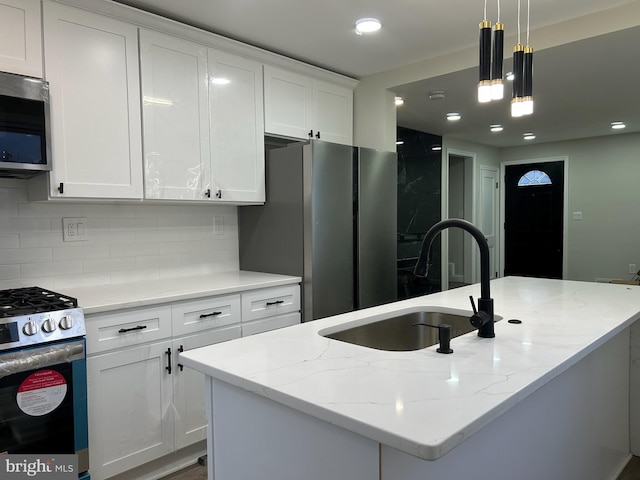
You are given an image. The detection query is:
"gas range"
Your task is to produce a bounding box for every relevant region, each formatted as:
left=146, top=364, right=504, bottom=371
left=0, top=286, right=86, bottom=352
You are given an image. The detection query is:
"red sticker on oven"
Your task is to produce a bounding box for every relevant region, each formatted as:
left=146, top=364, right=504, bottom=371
left=16, top=369, right=67, bottom=416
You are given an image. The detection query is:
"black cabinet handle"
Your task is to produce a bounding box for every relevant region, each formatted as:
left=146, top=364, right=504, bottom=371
left=178, top=345, right=184, bottom=372
left=58, top=182, right=64, bottom=194
left=118, top=325, right=147, bottom=333
left=204, top=188, right=211, bottom=198
left=200, top=311, right=222, bottom=319
left=315, top=131, right=321, bottom=139
left=166, top=347, right=172, bottom=374
left=215, top=189, right=222, bottom=199
left=266, top=300, right=284, bottom=306
left=308, top=129, right=313, bottom=138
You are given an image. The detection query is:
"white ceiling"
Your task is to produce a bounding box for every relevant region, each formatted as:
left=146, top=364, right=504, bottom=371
left=115, top=0, right=640, bottom=147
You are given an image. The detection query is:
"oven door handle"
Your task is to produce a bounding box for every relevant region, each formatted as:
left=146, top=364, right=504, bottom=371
left=0, top=342, right=84, bottom=379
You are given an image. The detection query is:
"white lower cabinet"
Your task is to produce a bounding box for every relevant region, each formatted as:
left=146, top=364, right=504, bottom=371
left=86, top=284, right=300, bottom=480
left=87, top=340, right=174, bottom=480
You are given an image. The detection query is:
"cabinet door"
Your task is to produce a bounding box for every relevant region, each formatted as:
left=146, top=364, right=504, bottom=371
left=208, top=50, right=265, bottom=203
left=87, top=342, right=173, bottom=479
left=0, top=0, right=41, bottom=77
left=263, top=65, right=313, bottom=140
left=173, top=326, right=241, bottom=450
left=43, top=2, right=143, bottom=199
left=314, top=80, right=353, bottom=145
left=140, top=30, right=210, bottom=200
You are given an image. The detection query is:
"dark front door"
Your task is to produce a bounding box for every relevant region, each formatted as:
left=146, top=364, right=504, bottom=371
left=504, top=161, right=564, bottom=278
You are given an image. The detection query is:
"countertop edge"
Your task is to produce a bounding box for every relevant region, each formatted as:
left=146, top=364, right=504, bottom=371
left=65, top=271, right=302, bottom=315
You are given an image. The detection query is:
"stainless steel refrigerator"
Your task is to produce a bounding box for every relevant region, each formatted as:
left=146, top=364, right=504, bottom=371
left=239, top=140, right=397, bottom=321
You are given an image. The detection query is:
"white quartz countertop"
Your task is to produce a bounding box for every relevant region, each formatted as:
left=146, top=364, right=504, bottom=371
left=63, top=270, right=301, bottom=314
left=179, top=277, right=640, bottom=461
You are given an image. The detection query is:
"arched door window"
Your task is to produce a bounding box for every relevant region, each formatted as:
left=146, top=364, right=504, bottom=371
left=517, top=169, right=552, bottom=186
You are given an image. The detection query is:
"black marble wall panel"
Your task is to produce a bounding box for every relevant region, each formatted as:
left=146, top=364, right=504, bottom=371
left=397, top=126, right=442, bottom=299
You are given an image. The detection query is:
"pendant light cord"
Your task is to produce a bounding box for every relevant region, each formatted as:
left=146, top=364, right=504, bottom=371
left=497, top=0, right=501, bottom=22
left=484, top=0, right=487, bottom=20
left=526, top=0, right=530, bottom=45
left=517, top=0, right=521, bottom=44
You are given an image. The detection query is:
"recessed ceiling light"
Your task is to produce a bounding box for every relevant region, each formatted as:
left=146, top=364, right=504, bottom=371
left=446, top=112, right=461, bottom=121
left=490, top=124, right=503, bottom=132
left=394, top=96, right=404, bottom=106
left=523, top=132, right=536, bottom=140
left=431, top=145, right=442, bottom=151
left=396, top=140, right=404, bottom=145
left=611, top=121, right=626, bottom=129
left=428, top=90, right=446, bottom=101
left=354, top=18, right=381, bottom=35
left=506, top=72, right=515, bottom=81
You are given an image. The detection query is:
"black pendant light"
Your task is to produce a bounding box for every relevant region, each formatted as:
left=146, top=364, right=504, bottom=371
left=478, top=11, right=492, bottom=103
left=522, top=0, right=534, bottom=115
left=511, top=0, right=524, bottom=117
left=490, top=0, right=504, bottom=100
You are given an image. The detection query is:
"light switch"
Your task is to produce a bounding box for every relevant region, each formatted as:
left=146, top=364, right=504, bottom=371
left=213, top=216, right=224, bottom=235
left=572, top=211, right=583, bottom=221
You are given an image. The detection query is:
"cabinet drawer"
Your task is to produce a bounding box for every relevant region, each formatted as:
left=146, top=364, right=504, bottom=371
left=241, top=285, right=300, bottom=323
left=86, top=305, right=172, bottom=355
left=172, top=294, right=241, bottom=336
left=242, top=312, right=300, bottom=337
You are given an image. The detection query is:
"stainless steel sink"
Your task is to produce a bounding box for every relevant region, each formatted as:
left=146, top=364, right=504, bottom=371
left=323, top=310, right=502, bottom=351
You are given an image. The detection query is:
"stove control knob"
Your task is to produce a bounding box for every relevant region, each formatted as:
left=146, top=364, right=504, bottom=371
left=22, top=321, right=39, bottom=336
left=42, top=318, right=57, bottom=333
left=59, top=315, right=74, bottom=330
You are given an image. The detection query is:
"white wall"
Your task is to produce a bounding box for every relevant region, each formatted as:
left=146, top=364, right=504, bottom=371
left=0, top=179, right=239, bottom=291
left=500, top=131, right=640, bottom=281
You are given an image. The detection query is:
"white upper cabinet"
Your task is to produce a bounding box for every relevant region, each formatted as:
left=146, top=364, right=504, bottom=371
left=41, top=1, right=143, bottom=199
left=139, top=29, right=209, bottom=200
left=139, top=29, right=265, bottom=203
left=0, top=0, right=42, bottom=77
left=208, top=49, right=265, bottom=203
left=264, top=65, right=353, bottom=145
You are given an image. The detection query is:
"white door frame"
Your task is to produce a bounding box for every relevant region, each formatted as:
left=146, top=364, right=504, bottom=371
left=499, top=156, right=569, bottom=279
left=442, top=148, right=477, bottom=290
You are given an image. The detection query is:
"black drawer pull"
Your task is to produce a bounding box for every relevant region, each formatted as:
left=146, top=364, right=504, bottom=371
left=118, top=325, right=147, bottom=333
left=266, top=300, right=284, bottom=306
left=200, top=311, right=222, bottom=319
left=166, top=347, right=172, bottom=374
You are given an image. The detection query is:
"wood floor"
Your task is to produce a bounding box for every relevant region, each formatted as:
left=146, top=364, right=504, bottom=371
left=159, top=462, right=207, bottom=480
left=162, top=455, right=640, bottom=480
left=618, top=456, right=640, bottom=480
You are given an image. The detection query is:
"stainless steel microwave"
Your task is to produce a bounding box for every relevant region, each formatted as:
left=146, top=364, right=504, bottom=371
left=0, top=71, right=51, bottom=178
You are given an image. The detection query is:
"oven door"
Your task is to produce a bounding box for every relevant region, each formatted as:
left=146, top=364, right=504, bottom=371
left=0, top=338, right=88, bottom=475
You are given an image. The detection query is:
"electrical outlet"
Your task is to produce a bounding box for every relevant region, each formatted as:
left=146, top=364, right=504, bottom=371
left=62, top=217, right=88, bottom=242
left=629, top=264, right=638, bottom=274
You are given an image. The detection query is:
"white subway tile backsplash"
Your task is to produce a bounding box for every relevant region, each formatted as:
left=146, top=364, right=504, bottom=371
left=18, top=202, right=83, bottom=218
left=21, top=260, right=83, bottom=278
left=1, top=218, right=52, bottom=233
left=53, top=244, right=111, bottom=261
left=0, top=183, right=241, bottom=289
left=0, top=248, right=53, bottom=265
left=0, top=265, right=21, bottom=280
left=0, top=234, right=20, bottom=248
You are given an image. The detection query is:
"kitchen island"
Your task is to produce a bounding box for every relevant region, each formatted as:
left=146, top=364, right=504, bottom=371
left=179, top=277, right=640, bottom=480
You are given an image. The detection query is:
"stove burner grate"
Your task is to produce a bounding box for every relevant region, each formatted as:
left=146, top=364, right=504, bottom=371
left=0, top=286, right=78, bottom=318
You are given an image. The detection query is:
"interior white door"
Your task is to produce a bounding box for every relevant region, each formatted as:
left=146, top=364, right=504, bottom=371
left=479, top=166, right=499, bottom=279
